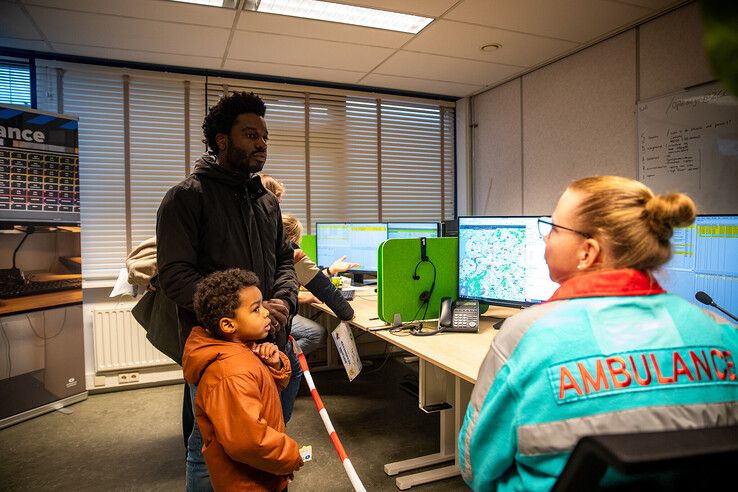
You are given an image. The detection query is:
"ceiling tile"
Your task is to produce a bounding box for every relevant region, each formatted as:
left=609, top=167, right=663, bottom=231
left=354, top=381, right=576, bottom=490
left=361, top=73, right=481, bottom=97
left=223, top=59, right=365, bottom=85
left=405, top=20, right=578, bottom=67
left=0, top=1, right=44, bottom=40
left=228, top=31, right=394, bottom=72
left=332, top=0, right=458, bottom=17
left=446, top=0, right=651, bottom=43
left=50, top=42, right=224, bottom=70
left=26, top=7, right=231, bottom=58
left=237, top=11, right=412, bottom=48
left=375, top=51, right=522, bottom=86
left=24, top=0, right=236, bottom=27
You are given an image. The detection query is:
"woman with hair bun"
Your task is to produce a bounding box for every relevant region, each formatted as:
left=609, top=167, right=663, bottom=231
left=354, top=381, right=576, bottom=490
left=459, top=176, right=738, bottom=492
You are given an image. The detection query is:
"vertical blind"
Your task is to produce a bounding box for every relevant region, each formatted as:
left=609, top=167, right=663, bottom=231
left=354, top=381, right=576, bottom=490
left=28, top=63, right=454, bottom=281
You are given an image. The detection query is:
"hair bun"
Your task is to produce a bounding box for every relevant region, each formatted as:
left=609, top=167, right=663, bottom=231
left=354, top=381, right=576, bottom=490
left=644, top=193, right=697, bottom=242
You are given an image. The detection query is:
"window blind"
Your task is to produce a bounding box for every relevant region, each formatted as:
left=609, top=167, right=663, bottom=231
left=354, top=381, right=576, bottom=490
left=23, top=63, right=454, bottom=282
left=129, top=75, right=206, bottom=247
left=206, top=78, right=455, bottom=234
left=0, top=56, right=32, bottom=107
left=36, top=61, right=206, bottom=281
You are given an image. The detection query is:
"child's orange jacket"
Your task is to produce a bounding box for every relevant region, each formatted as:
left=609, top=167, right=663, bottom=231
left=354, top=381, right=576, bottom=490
left=183, top=326, right=300, bottom=491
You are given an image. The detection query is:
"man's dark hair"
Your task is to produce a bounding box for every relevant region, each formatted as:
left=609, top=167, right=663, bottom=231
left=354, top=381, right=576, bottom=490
left=202, top=91, right=267, bottom=153
left=193, top=268, right=260, bottom=338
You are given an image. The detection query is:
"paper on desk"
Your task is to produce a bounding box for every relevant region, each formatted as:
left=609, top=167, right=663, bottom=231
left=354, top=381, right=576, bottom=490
left=331, top=322, right=362, bottom=381
left=110, top=267, right=138, bottom=298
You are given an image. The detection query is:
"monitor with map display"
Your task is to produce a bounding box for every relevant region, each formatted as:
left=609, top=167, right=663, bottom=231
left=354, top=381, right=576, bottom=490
left=457, top=216, right=559, bottom=307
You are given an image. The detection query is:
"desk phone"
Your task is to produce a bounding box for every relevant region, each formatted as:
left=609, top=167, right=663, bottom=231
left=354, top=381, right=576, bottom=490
left=438, top=298, right=479, bottom=333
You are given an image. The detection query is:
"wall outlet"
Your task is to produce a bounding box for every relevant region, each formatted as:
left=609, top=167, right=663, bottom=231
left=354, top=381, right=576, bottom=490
left=117, top=372, right=140, bottom=384
left=94, top=375, right=106, bottom=387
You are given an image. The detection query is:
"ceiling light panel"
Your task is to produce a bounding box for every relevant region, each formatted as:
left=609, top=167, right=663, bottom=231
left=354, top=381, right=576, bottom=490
left=170, top=0, right=237, bottom=7
left=249, top=0, right=434, bottom=34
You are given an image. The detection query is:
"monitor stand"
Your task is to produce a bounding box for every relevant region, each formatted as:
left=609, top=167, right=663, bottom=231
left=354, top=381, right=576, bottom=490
left=351, top=273, right=377, bottom=286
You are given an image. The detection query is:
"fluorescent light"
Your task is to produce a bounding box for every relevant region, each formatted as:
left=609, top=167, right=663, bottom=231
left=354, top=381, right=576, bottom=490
left=247, top=0, right=433, bottom=34
left=170, top=0, right=237, bottom=7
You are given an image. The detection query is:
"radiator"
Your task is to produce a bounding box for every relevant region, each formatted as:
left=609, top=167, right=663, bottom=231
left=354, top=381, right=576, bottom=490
left=92, top=307, right=174, bottom=372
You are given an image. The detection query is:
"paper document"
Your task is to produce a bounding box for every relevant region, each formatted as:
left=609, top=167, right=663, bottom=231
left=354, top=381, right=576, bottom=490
left=110, top=267, right=137, bottom=298
left=331, top=322, right=362, bottom=381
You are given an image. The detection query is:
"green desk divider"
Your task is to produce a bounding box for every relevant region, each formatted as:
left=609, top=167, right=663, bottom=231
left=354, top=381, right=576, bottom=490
left=377, top=237, right=458, bottom=324
left=300, top=234, right=317, bottom=263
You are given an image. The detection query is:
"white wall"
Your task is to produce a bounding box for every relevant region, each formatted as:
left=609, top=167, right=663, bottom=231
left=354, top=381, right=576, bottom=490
left=470, top=2, right=715, bottom=216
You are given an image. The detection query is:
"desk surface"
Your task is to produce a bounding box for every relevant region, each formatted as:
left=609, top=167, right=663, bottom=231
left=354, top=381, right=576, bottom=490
left=0, top=289, right=82, bottom=316
left=314, top=289, right=518, bottom=384
left=0, top=273, right=83, bottom=316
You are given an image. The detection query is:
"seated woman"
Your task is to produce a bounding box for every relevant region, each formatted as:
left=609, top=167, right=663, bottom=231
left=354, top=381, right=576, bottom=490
left=459, top=176, right=738, bottom=492
left=282, top=214, right=355, bottom=355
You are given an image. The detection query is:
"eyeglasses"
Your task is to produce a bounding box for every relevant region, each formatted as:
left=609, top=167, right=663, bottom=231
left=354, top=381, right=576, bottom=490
left=537, top=217, right=592, bottom=239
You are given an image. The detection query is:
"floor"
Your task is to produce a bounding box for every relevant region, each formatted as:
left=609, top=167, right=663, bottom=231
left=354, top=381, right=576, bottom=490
left=0, top=357, right=470, bottom=491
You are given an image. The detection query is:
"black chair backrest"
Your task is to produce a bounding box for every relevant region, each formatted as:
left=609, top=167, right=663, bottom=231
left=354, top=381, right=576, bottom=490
left=553, top=425, right=738, bottom=492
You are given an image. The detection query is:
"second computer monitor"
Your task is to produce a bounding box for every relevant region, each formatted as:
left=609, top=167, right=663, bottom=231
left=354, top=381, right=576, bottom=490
left=316, top=222, right=387, bottom=273
left=458, top=216, right=559, bottom=307
left=656, top=215, right=738, bottom=319
left=387, top=222, right=439, bottom=239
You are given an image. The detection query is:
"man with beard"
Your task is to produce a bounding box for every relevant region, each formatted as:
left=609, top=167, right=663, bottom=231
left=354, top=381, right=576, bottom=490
left=156, top=91, right=299, bottom=492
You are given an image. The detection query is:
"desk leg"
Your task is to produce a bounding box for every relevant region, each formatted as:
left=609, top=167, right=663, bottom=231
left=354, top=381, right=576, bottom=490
left=384, top=360, right=466, bottom=489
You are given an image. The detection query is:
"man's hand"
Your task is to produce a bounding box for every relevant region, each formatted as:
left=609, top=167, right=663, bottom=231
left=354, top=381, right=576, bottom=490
left=252, top=342, right=281, bottom=369
left=263, top=298, right=290, bottom=332
left=298, top=291, right=321, bottom=305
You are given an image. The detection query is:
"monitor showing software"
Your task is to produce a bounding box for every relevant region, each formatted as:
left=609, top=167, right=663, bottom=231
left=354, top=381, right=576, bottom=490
left=458, top=216, right=559, bottom=307
left=316, top=222, right=387, bottom=273
left=387, top=222, right=439, bottom=239
left=656, top=215, right=738, bottom=319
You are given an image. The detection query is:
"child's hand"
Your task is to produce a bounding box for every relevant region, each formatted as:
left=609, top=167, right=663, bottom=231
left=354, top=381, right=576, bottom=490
left=252, top=342, right=281, bottom=369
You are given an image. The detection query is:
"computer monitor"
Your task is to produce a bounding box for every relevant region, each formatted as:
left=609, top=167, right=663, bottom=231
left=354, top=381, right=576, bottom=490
left=656, top=215, right=738, bottom=319
left=441, top=219, right=458, bottom=237
left=316, top=222, right=387, bottom=281
left=387, top=222, right=439, bottom=239
left=457, top=216, right=559, bottom=307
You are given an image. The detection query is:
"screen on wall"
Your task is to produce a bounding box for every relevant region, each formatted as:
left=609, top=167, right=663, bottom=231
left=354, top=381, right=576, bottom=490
left=0, top=104, right=80, bottom=224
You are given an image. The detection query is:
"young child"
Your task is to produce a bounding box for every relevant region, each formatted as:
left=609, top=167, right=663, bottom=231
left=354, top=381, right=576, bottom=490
left=182, top=268, right=303, bottom=491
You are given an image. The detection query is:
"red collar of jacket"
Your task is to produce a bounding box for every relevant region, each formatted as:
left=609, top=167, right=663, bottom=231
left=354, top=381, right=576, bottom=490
left=548, top=269, right=665, bottom=302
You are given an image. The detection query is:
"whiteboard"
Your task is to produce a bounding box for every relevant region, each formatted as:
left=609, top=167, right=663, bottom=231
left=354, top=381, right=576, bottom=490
left=637, top=82, right=738, bottom=213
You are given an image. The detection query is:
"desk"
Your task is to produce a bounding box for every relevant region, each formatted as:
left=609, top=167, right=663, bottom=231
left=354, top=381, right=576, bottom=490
left=313, top=289, right=517, bottom=489
left=0, top=289, right=82, bottom=316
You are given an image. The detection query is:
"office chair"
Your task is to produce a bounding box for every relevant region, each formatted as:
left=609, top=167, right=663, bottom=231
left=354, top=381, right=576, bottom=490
left=552, top=425, right=738, bottom=492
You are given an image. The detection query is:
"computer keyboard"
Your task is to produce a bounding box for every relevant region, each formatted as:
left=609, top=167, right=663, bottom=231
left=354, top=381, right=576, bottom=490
left=0, top=278, right=82, bottom=299
left=341, top=289, right=355, bottom=301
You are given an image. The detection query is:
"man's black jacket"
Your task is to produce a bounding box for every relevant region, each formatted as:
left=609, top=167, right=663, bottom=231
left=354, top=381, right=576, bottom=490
left=156, top=154, right=298, bottom=350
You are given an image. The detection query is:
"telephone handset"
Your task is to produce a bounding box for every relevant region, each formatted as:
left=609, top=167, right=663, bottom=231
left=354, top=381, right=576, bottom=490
left=438, top=297, right=480, bottom=333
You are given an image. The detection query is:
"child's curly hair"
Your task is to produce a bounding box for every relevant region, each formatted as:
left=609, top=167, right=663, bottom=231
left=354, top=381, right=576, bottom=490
left=193, top=269, right=260, bottom=339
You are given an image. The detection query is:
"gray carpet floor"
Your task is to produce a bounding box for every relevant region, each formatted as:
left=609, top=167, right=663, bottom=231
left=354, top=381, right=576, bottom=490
left=0, top=357, right=469, bottom=491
